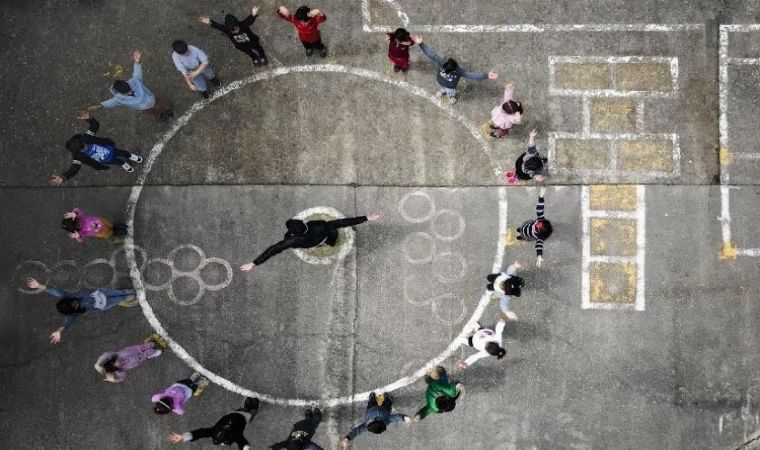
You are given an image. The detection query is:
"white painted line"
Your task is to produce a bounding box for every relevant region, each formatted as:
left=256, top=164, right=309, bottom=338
left=726, top=57, right=760, bottom=65
left=636, top=101, right=646, bottom=133
left=720, top=185, right=733, bottom=244
left=721, top=24, right=760, bottom=32
left=609, top=140, right=618, bottom=170
left=550, top=132, right=678, bottom=141
left=737, top=249, right=760, bottom=257
left=124, top=64, right=507, bottom=407
left=292, top=206, right=356, bottom=265
left=549, top=56, right=678, bottom=64
left=582, top=95, right=591, bottom=136
left=550, top=89, right=676, bottom=98
left=635, top=185, right=646, bottom=311
left=732, top=152, right=760, bottom=160
left=581, top=186, right=591, bottom=309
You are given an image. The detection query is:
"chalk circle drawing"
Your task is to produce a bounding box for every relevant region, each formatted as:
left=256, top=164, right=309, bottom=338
left=398, top=191, right=435, bottom=223
left=12, top=244, right=233, bottom=306
left=124, top=64, right=506, bottom=407
left=291, top=207, right=356, bottom=265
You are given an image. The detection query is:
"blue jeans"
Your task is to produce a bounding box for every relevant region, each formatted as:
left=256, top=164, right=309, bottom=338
left=190, top=66, right=216, bottom=92
left=438, top=85, right=457, bottom=97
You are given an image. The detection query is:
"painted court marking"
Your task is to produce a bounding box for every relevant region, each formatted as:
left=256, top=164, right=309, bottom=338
left=291, top=206, right=356, bottom=265
left=718, top=25, right=760, bottom=258
left=124, top=64, right=507, bottom=406
left=361, top=0, right=703, bottom=33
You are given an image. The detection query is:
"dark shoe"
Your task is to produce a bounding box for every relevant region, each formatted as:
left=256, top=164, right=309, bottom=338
left=210, top=77, right=221, bottom=87
left=200, top=90, right=209, bottom=99
left=259, top=57, right=268, bottom=66
left=156, top=111, right=169, bottom=122
left=490, top=131, right=500, bottom=138
left=243, top=397, right=260, bottom=412
left=166, top=108, right=174, bottom=117
left=306, top=48, right=314, bottom=57
left=393, top=65, right=401, bottom=73
left=489, top=123, right=500, bottom=130
left=318, top=47, right=327, bottom=58
left=252, top=58, right=262, bottom=67
left=400, top=68, right=408, bottom=73
left=541, top=157, right=548, bottom=163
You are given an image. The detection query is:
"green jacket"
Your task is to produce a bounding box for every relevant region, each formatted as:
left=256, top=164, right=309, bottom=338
left=415, top=380, right=460, bottom=419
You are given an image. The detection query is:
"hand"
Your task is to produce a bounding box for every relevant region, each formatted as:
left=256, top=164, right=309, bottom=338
left=132, top=49, right=142, bottom=63
left=187, top=83, right=197, bottom=91
left=308, top=8, right=321, bottom=17
left=367, top=213, right=381, bottom=221
left=87, top=105, right=102, bottom=111
left=278, top=6, right=290, bottom=16
left=403, top=416, right=413, bottom=424
left=504, top=311, right=518, bottom=321
left=536, top=255, right=544, bottom=268
left=513, top=260, right=523, bottom=269
left=529, top=129, right=538, bottom=138
left=240, top=262, right=255, bottom=271
left=198, top=16, right=211, bottom=24
left=251, top=6, right=260, bottom=16
left=506, top=83, right=514, bottom=90
left=63, top=211, right=77, bottom=219
left=49, top=176, right=64, bottom=186
left=339, top=438, right=349, bottom=450
left=76, top=111, right=90, bottom=120
left=414, top=414, right=421, bottom=421
left=68, top=231, right=80, bottom=240
left=50, top=331, right=62, bottom=344
left=168, top=433, right=185, bottom=444
left=539, top=186, right=547, bottom=198
left=455, top=382, right=465, bottom=391
left=488, top=71, right=499, bottom=80
left=411, top=35, right=422, bottom=44
left=385, top=34, right=390, bottom=41
left=457, top=362, right=468, bottom=370
left=26, top=278, right=42, bottom=290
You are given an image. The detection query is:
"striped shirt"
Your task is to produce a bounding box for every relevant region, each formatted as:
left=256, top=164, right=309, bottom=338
left=518, top=196, right=546, bottom=256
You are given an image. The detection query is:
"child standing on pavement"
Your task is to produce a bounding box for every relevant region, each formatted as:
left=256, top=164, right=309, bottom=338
left=516, top=187, right=552, bottom=267
left=277, top=5, right=327, bottom=58
left=414, top=366, right=464, bottom=420
left=268, top=407, right=325, bottom=449
left=413, top=35, right=498, bottom=104
left=61, top=208, right=127, bottom=244
left=486, top=260, right=524, bottom=320
left=153, top=372, right=210, bottom=415
left=94, top=338, right=165, bottom=383
left=171, top=41, right=221, bottom=100
left=169, top=397, right=260, bottom=449
left=199, top=6, right=268, bottom=67
left=512, top=129, right=548, bottom=182
left=340, top=392, right=412, bottom=449
left=386, top=28, right=414, bottom=73
left=490, top=83, right=523, bottom=138
left=458, top=319, right=507, bottom=370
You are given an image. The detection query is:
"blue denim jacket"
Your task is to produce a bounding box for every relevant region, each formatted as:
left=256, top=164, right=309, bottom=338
left=45, top=287, right=134, bottom=328
left=101, top=62, right=156, bottom=110
left=345, top=405, right=407, bottom=441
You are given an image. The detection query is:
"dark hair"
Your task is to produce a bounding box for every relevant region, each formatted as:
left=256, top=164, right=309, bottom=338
left=367, top=420, right=387, bottom=434
left=65, top=136, right=85, bottom=153
left=523, top=156, right=543, bottom=173
left=224, top=14, right=241, bottom=31
left=535, top=219, right=553, bottom=240
left=102, top=356, right=119, bottom=374
left=441, top=59, right=459, bottom=74
left=286, top=219, right=308, bottom=236
left=435, top=396, right=457, bottom=412
left=154, top=398, right=173, bottom=415
left=287, top=441, right=307, bottom=450
left=56, top=298, right=84, bottom=315
left=393, top=27, right=410, bottom=42
left=61, top=217, right=82, bottom=233
left=485, top=342, right=506, bottom=359
left=502, top=100, right=523, bottom=115
left=172, top=40, right=189, bottom=54
left=295, top=6, right=311, bottom=22
left=501, top=276, right=524, bottom=297
left=112, top=80, right=131, bottom=94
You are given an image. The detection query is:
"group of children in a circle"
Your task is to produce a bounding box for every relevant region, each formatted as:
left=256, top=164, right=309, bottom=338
left=30, top=3, right=556, bottom=449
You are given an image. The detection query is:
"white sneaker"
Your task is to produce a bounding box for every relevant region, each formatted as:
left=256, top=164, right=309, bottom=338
left=435, top=90, right=444, bottom=98
left=449, top=96, right=457, bottom=104
left=121, top=162, right=134, bottom=173
left=129, top=154, right=144, bottom=163
left=148, top=349, right=162, bottom=358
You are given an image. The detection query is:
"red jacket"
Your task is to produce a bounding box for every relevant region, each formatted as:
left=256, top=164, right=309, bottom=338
left=386, top=34, right=414, bottom=59
left=277, top=11, right=325, bottom=43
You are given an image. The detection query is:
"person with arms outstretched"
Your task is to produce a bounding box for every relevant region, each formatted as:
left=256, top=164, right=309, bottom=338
left=458, top=319, right=507, bottom=370
left=516, top=186, right=552, bottom=267
left=277, top=5, right=327, bottom=58
left=199, top=5, right=268, bottom=67
left=169, top=397, right=260, bottom=449
left=268, top=406, right=324, bottom=450
left=486, top=260, right=524, bottom=320
left=240, top=213, right=381, bottom=270
left=414, top=366, right=464, bottom=420
left=340, top=392, right=412, bottom=449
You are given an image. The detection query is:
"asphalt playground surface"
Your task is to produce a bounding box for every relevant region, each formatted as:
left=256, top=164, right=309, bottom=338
left=3, top=1, right=760, bottom=449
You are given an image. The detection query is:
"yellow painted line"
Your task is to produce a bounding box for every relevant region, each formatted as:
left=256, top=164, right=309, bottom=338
left=720, top=148, right=731, bottom=165
left=589, top=185, right=637, bottom=211
left=719, top=241, right=737, bottom=260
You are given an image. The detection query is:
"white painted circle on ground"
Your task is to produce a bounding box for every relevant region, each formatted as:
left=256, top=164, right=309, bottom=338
left=125, top=64, right=506, bottom=407
left=398, top=191, right=436, bottom=223
left=431, top=209, right=467, bottom=242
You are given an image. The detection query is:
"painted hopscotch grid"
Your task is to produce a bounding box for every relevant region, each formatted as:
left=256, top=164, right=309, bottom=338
left=361, top=0, right=704, bottom=33
left=718, top=25, right=760, bottom=259
left=581, top=185, right=646, bottom=311
left=547, top=56, right=681, bottom=182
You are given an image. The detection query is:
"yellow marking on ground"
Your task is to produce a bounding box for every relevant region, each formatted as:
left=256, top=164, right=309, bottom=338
left=479, top=121, right=493, bottom=139
left=553, top=63, right=610, bottom=90
left=719, top=242, right=737, bottom=260
left=616, top=62, right=673, bottom=92
left=103, top=61, right=124, bottom=78
left=617, top=140, right=674, bottom=171
left=590, top=218, right=637, bottom=256
left=720, top=148, right=732, bottom=165
left=505, top=228, right=527, bottom=246
left=555, top=139, right=610, bottom=169
left=589, top=185, right=638, bottom=211
left=590, top=98, right=636, bottom=133
left=590, top=262, right=637, bottom=303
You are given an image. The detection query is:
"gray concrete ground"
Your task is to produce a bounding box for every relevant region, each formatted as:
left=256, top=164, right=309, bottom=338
left=4, top=1, right=760, bottom=449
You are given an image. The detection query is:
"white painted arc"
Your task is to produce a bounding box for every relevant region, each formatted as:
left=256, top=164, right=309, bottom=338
left=124, top=64, right=507, bottom=406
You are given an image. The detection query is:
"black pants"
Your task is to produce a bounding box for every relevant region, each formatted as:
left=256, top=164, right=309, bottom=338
left=177, top=378, right=200, bottom=393
left=108, top=148, right=134, bottom=165
left=238, top=42, right=266, bottom=61
left=301, top=39, right=325, bottom=50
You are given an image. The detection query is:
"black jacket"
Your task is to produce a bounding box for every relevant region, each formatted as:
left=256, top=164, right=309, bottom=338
left=210, top=15, right=260, bottom=49
left=253, top=216, right=368, bottom=265
left=189, top=412, right=251, bottom=450
left=59, top=118, right=116, bottom=181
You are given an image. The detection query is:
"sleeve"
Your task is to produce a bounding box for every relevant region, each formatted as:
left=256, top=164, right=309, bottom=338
left=234, top=435, right=251, bottom=450
left=100, top=97, right=120, bottom=109
left=60, top=160, right=83, bottom=181
left=85, top=117, right=100, bottom=135
left=464, top=350, right=490, bottom=367
left=61, top=314, right=77, bottom=329
left=95, top=353, right=114, bottom=372
left=132, top=61, right=144, bottom=82
left=269, top=442, right=287, bottom=450
left=172, top=54, right=188, bottom=74
left=324, top=216, right=368, bottom=231
left=437, top=382, right=460, bottom=397
left=388, top=414, right=407, bottom=424
left=252, top=239, right=295, bottom=265
left=505, top=264, right=518, bottom=277
left=277, top=10, right=297, bottom=24
left=72, top=207, right=84, bottom=216
left=241, top=15, right=257, bottom=27
left=195, top=47, right=209, bottom=65
left=536, top=196, right=545, bottom=219
left=416, top=404, right=436, bottom=420
left=495, top=321, right=506, bottom=336
left=525, top=145, right=538, bottom=159
left=504, top=86, right=514, bottom=102
left=314, top=14, right=326, bottom=24
left=188, top=427, right=215, bottom=441
left=345, top=423, right=368, bottom=441
left=44, top=287, right=68, bottom=298
left=419, top=43, right=446, bottom=66
left=209, top=20, right=227, bottom=32
left=461, top=70, right=489, bottom=80
left=307, top=444, right=325, bottom=450
left=534, top=238, right=544, bottom=256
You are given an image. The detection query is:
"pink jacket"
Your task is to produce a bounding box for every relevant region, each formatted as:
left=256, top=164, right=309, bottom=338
left=72, top=207, right=109, bottom=243
left=490, top=87, right=520, bottom=129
